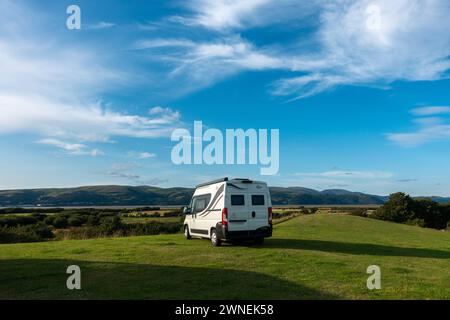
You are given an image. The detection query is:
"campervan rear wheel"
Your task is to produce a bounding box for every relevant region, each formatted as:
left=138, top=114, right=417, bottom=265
left=184, top=225, right=191, bottom=240
left=210, top=229, right=221, bottom=247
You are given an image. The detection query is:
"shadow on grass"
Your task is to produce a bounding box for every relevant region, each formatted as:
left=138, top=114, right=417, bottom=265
left=0, top=259, right=337, bottom=300
left=263, top=238, right=450, bottom=259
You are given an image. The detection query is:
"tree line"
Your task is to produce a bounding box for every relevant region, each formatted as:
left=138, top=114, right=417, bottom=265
left=371, top=192, right=450, bottom=230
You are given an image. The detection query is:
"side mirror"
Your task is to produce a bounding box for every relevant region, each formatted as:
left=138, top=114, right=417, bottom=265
left=183, top=206, right=191, bottom=215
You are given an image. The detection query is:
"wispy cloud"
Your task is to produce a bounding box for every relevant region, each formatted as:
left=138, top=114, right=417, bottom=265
left=175, top=0, right=271, bottom=30
left=37, top=139, right=104, bottom=157
left=411, top=106, right=450, bottom=116
left=153, top=0, right=450, bottom=99
left=137, top=36, right=285, bottom=92
left=88, top=22, right=116, bottom=30
left=0, top=2, right=182, bottom=155
left=104, top=163, right=166, bottom=185
left=174, top=0, right=317, bottom=31
left=271, top=0, right=450, bottom=99
left=0, top=96, right=182, bottom=142
left=106, top=163, right=141, bottom=180
left=396, top=179, right=418, bottom=183
left=138, top=152, right=156, bottom=159
left=387, top=106, right=450, bottom=147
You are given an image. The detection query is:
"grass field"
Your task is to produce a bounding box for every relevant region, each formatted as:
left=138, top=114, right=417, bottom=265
left=0, top=214, right=449, bottom=299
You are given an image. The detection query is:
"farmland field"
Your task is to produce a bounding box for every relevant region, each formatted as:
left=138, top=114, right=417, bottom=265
left=0, top=214, right=449, bottom=299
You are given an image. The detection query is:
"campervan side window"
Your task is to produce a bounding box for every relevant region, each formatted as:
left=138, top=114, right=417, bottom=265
left=231, top=195, right=245, bottom=206
left=192, top=194, right=211, bottom=213
left=252, top=195, right=265, bottom=205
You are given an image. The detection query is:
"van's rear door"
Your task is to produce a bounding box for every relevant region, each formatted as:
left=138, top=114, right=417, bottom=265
left=227, top=193, right=249, bottom=231
left=248, top=193, right=269, bottom=230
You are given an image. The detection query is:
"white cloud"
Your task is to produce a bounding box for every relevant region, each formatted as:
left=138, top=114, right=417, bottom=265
left=0, top=1, right=181, bottom=155
left=139, top=37, right=285, bottom=91
left=148, top=106, right=181, bottom=123
left=134, top=39, right=196, bottom=50
left=160, top=0, right=450, bottom=98
left=175, top=0, right=317, bottom=31
left=386, top=106, right=450, bottom=147
left=271, top=0, right=450, bottom=98
left=387, top=120, right=450, bottom=147
left=106, top=163, right=141, bottom=180
left=90, top=149, right=105, bottom=157
left=0, top=95, right=181, bottom=142
left=89, top=22, right=116, bottom=30
left=176, top=0, right=271, bottom=30
left=103, top=163, right=166, bottom=185
left=38, top=138, right=103, bottom=157
left=139, top=152, right=156, bottom=159
left=411, top=106, right=450, bottom=116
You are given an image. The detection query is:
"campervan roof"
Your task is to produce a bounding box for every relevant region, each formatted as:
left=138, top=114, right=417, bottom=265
left=195, top=177, right=265, bottom=188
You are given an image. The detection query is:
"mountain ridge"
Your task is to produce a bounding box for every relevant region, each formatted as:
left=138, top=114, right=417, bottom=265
left=0, top=185, right=448, bottom=207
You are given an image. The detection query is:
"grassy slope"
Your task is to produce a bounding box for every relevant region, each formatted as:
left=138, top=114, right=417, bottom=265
left=0, top=214, right=449, bottom=299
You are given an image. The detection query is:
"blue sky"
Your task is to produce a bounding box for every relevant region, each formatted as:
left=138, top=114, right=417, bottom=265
left=1, top=0, right=450, bottom=195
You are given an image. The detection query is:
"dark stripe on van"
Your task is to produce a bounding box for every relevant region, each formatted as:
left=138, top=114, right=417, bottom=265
left=198, top=195, right=223, bottom=217
left=190, top=229, right=208, bottom=235
left=197, top=185, right=224, bottom=216
left=229, top=220, right=247, bottom=223
left=227, top=183, right=245, bottom=189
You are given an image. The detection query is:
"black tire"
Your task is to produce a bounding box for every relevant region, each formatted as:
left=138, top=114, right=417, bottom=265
left=184, top=225, right=191, bottom=240
left=210, top=228, right=222, bottom=247
left=254, top=237, right=264, bottom=245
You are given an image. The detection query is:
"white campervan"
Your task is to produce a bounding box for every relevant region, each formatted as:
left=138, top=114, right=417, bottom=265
left=183, top=178, right=273, bottom=246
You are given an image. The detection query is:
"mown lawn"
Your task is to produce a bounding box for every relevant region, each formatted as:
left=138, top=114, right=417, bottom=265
left=0, top=214, right=449, bottom=299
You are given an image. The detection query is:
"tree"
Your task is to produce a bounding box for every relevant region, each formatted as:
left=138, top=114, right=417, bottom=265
left=373, top=192, right=414, bottom=223
left=413, top=199, right=450, bottom=229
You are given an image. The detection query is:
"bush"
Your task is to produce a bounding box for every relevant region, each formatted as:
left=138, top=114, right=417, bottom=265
left=68, top=216, right=84, bottom=227
left=86, top=215, right=100, bottom=226
left=55, top=226, right=107, bottom=240
left=57, top=220, right=183, bottom=240
left=52, top=216, right=69, bottom=228
left=30, top=213, right=47, bottom=221
left=0, top=208, right=64, bottom=215
left=163, top=209, right=183, bottom=217
left=348, top=208, right=367, bottom=217
left=44, top=215, right=56, bottom=226
left=0, top=222, right=54, bottom=244
left=0, top=216, right=38, bottom=228
left=99, top=216, right=122, bottom=235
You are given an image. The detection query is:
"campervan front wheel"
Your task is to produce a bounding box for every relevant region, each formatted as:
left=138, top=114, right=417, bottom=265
left=210, top=228, right=222, bottom=247
left=184, top=225, right=191, bottom=240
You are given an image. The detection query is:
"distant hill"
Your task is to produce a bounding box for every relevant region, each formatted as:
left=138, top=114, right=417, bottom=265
left=414, top=196, right=450, bottom=204
left=0, top=185, right=391, bottom=207
left=269, top=187, right=386, bottom=205
left=0, top=185, right=194, bottom=207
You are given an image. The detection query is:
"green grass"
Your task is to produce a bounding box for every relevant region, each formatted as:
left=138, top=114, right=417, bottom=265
left=0, top=214, right=449, bottom=299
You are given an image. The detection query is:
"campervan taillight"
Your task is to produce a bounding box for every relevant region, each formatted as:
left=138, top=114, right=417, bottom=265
left=268, top=207, right=273, bottom=225
left=222, top=207, right=228, bottom=226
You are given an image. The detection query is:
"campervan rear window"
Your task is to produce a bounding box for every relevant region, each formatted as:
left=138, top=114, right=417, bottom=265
left=231, top=195, right=245, bottom=206
left=252, top=195, right=265, bottom=205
